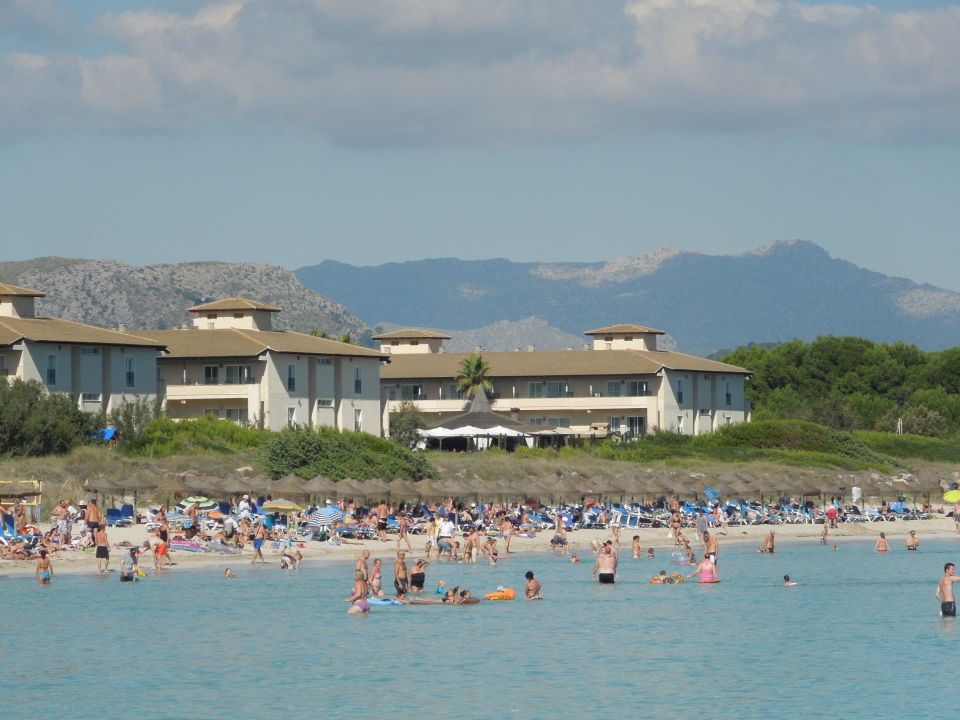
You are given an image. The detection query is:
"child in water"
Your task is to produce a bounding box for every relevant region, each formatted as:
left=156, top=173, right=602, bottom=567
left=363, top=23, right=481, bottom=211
left=647, top=547, right=655, bottom=559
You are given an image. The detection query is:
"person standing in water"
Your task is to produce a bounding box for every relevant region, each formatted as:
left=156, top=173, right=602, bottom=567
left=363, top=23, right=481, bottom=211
left=524, top=571, right=542, bottom=600
left=875, top=532, right=890, bottom=553
left=35, top=549, right=53, bottom=585
left=593, top=546, right=617, bottom=584
left=906, top=530, right=920, bottom=551
left=936, top=562, right=960, bottom=616
left=703, top=531, right=719, bottom=565
left=688, top=554, right=719, bottom=583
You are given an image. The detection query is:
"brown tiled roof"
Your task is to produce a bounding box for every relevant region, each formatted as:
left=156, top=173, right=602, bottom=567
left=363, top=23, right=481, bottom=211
left=137, top=328, right=385, bottom=360
left=372, top=328, right=452, bottom=340
left=188, top=297, right=282, bottom=312
left=0, top=317, right=165, bottom=348
left=584, top=323, right=665, bottom=335
left=0, top=282, right=45, bottom=297
left=381, top=349, right=747, bottom=379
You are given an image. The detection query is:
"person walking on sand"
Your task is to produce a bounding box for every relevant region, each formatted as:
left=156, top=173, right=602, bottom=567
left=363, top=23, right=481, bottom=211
left=95, top=524, right=110, bottom=573
left=875, top=532, right=889, bottom=553
left=936, top=563, right=960, bottom=616
left=525, top=570, right=542, bottom=600
left=251, top=522, right=268, bottom=566
left=906, top=530, right=920, bottom=551
left=35, top=549, right=53, bottom=585
left=53, top=499, right=72, bottom=544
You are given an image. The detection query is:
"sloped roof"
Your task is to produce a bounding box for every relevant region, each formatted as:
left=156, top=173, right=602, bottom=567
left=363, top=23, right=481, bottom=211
left=188, top=297, right=282, bottom=313
left=0, top=282, right=45, bottom=297
left=0, top=317, right=165, bottom=348
left=137, top=328, right=385, bottom=360
left=372, top=328, right=452, bottom=340
left=382, top=349, right=747, bottom=379
left=584, top=323, right=665, bottom=335
left=426, top=390, right=542, bottom=433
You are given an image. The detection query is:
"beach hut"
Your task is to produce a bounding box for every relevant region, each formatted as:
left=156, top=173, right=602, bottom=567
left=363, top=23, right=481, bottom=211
left=419, top=391, right=542, bottom=451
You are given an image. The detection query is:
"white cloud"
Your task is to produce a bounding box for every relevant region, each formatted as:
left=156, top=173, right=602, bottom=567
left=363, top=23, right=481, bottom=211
left=1, top=0, right=959, bottom=142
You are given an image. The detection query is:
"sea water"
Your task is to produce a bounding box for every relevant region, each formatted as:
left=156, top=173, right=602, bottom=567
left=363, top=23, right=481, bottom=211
left=2, top=536, right=957, bottom=719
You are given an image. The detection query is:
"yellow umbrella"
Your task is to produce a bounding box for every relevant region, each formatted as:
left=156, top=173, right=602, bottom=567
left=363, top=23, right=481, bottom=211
left=943, top=490, right=960, bottom=503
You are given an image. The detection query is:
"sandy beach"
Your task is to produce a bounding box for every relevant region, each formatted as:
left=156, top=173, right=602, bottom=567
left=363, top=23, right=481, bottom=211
left=5, top=515, right=957, bottom=577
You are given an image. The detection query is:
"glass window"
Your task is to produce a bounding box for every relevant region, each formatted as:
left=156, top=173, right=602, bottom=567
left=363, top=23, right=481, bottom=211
left=204, top=408, right=221, bottom=418
left=626, top=380, right=648, bottom=396
left=80, top=346, right=99, bottom=355
left=606, top=381, right=621, bottom=397
left=125, top=357, right=135, bottom=388
left=46, top=355, right=56, bottom=385
left=204, top=365, right=219, bottom=384
left=528, top=382, right=543, bottom=398
left=627, top=416, right=646, bottom=436
left=354, top=367, right=362, bottom=394
left=287, top=365, right=296, bottom=392
left=677, top=415, right=684, bottom=431
left=81, top=392, right=100, bottom=402
left=546, top=381, right=566, bottom=398
left=677, top=380, right=684, bottom=404
left=400, top=384, right=422, bottom=400
left=225, top=365, right=252, bottom=384
left=528, top=417, right=543, bottom=425
left=354, top=408, right=363, bottom=432
left=725, top=382, right=732, bottom=406
left=287, top=406, right=296, bottom=426
left=318, top=358, right=333, bottom=366
left=607, top=416, right=622, bottom=433
left=448, top=384, right=463, bottom=400
left=225, top=408, right=248, bottom=423
left=547, top=417, right=570, bottom=428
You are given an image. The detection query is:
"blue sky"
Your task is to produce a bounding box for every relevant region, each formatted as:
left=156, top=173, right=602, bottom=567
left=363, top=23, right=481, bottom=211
left=2, top=0, right=960, bottom=291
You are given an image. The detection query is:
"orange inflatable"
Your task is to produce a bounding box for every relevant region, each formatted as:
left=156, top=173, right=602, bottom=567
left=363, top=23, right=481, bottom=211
left=483, top=587, right=517, bottom=600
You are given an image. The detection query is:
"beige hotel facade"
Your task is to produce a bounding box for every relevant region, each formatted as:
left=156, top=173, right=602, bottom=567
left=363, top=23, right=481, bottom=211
left=378, top=324, right=751, bottom=438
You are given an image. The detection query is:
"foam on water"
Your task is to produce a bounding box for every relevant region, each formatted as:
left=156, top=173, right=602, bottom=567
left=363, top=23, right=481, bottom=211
left=3, top=537, right=957, bottom=719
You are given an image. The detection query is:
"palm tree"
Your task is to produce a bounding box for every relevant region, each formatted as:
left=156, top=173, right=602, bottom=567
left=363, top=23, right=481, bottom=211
left=456, top=354, right=492, bottom=399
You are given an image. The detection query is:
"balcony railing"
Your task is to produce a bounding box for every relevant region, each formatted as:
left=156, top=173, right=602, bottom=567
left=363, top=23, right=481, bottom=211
left=175, top=377, right=258, bottom=386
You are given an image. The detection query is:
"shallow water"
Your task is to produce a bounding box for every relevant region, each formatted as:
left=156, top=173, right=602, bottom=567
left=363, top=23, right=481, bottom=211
left=3, top=537, right=957, bottom=719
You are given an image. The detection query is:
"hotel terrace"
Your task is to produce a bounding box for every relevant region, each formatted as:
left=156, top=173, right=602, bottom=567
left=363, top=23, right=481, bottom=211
left=377, top=324, right=751, bottom=438
left=137, top=298, right=386, bottom=433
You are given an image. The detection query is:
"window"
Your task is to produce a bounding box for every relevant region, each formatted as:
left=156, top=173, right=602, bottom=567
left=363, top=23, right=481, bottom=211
left=204, top=365, right=219, bottom=384
left=233, top=312, right=244, bottom=319
left=528, top=417, right=543, bottom=425
left=606, top=381, right=621, bottom=397
left=46, top=355, right=56, bottom=385
left=447, top=384, right=463, bottom=400
left=677, top=380, right=683, bottom=404
left=0, top=356, right=6, bottom=376
left=206, top=313, right=217, bottom=320
left=80, top=346, right=99, bottom=355
left=627, top=416, right=646, bottom=437
left=546, top=381, right=567, bottom=398
left=156, top=366, right=163, bottom=383
left=626, top=380, right=649, bottom=396
left=317, top=398, right=333, bottom=407
left=225, top=365, right=253, bottom=384
left=287, top=365, right=296, bottom=392
left=354, top=368, right=362, bottom=394
left=225, top=408, right=248, bottom=424
left=387, top=386, right=397, bottom=401
left=287, top=406, right=297, bottom=427
left=699, top=408, right=711, bottom=416
left=725, top=382, right=732, bottom=406
left=410, top=340, right=419, bottom=346
left=81, top=392, right=100, bottom=402
left=677, top=415, right=684, bottom=432
left=318, top=357, right=333, bottom=366
left=400, top=384, right=422, bottom=400
left=528, top=382, right=543, bottom=398
left=125, top=357, right=135, bottom=387
left=547, top=417, right=570, bottom=428
left=608, top=416, right=622, bottom=433
left=204, top=408, right=221, bottom=418
left=354, top=408, right=363, bottom=432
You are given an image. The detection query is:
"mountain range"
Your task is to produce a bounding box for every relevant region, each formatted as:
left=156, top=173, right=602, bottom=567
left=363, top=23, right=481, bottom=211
left=296, top=241, right=960, bottom=354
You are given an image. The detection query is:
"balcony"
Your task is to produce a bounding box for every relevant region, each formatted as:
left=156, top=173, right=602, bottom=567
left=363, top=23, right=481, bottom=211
left=164, top=382, right=259, bottom=401
left=386, top=394, right=655, bottom=414
left=172, top=377, right=258, bottom=386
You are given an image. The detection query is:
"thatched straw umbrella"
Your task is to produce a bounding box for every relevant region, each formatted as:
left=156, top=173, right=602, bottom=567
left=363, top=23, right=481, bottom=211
left=303, top=475, right=337, bottom=502
left=265, top=474, right=309, bottom=498
left=360, top=477, right=393, bottom=500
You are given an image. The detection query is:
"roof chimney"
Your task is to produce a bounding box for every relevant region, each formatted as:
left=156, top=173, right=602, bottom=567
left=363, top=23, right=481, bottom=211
left=527, top=345, right=535, bottom=352
left=474, top=346, right=483, bottom=353
left=117, top=323, right=126, bottom=332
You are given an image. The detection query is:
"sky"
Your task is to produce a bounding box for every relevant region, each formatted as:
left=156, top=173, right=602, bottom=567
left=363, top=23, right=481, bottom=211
left=2, top=0, right=960, bottom=290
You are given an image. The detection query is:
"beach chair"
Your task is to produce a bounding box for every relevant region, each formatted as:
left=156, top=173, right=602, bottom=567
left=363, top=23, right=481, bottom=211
left=119, top=504, right=135, bottom=523
left=106, top=508, right=132, bottom=527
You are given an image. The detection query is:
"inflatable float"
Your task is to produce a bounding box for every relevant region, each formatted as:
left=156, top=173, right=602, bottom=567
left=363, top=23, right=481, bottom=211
left=483, top=588, right=516, bottom=601
left=650, top=573, right=685, bottom=584
left=407, top=598, right=481, bottom=606
left=367, top=597, right=405, bottom=606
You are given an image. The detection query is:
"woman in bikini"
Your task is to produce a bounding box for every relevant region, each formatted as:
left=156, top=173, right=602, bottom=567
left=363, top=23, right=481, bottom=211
left=875, top=532, right=890, bottom=552
left=688, top=554, right=720, bottom=583
left=35, top=549, right=53, bottom=585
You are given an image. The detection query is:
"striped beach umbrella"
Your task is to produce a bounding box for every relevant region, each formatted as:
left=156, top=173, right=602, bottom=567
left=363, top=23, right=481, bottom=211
left=261, top=499, right=303, bottom=513
left=177, top=496, right=217, bottom=511
left=307, top=506, right=344, bottom=527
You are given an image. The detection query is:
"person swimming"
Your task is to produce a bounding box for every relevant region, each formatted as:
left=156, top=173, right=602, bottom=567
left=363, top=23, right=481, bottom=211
left=784, top=575, right=797, bottom=587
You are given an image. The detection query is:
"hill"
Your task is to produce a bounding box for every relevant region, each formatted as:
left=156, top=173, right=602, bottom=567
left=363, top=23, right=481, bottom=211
left=296, top=241, right=960, bottom=354
left=0, top=257, right=371, bottom=339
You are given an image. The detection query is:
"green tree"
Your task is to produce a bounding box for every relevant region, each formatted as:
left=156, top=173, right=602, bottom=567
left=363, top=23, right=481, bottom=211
left=0, top=378, right=98, bottom=456
left=456, top=354, right=492, bottom=398
left=110, top=394, right=162, bottom=451
left=389, top=400, right=426, bottom=449
left=876, top=405, right=948, bottom=438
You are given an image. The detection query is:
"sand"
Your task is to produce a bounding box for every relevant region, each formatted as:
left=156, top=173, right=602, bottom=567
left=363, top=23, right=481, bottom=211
left=3, top=515, right=957, bottom=577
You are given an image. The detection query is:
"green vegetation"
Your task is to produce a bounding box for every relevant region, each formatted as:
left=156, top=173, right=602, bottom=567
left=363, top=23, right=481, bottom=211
left=456, top=353, right=491, bottom=399
left=389, top=400, right=427, bottom=449
left=721, top=336, right=960, bottom=438
left=261, top=426, right=438, bottom=481
left=854, top=431, right=960, bottom=464
left=123, top=416, right=267, bottom=457
left=0, top=378, right=98, bottom=456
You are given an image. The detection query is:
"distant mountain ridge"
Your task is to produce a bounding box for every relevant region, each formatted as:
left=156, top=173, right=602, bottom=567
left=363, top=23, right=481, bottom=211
left=0, top=257, right=371, bottom=339
left=296, top=241, right=960, bottom=354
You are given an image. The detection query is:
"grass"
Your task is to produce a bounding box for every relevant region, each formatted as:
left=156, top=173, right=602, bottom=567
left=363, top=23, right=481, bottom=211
left=854, top=431, right=960, bottom=464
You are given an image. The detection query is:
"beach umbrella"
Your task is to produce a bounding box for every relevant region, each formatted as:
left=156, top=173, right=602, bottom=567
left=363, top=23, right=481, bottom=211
left=177, top=496, right=217, bottom=511
left=218, top=476, right=253, bottom=495
left=331, top=477, right=370, bottom=499
left=943, top=489, right=960, bottom=503
left=307, top=505, right=344, bottom=527
left=268, top=474, right=309, bottom=498
left=384, top=478, right=417, bottom=499
left=361, top=477, right=393, bottom=499
left=261, top=499, right=304, bottom=513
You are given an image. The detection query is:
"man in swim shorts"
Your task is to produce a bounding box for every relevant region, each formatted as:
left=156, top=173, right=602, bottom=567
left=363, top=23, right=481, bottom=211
left=936, top=563, right=960, bottom=617
left=250, top=522, right=267, bottom=566
left=906, top=530, right=920, bottom=551
left=703, top=531, right=719, bottom=565
left=593, top=546, right=616, bottom=584
left=394, top=550, right=409, bottom=596
left=95, top=523, right=110, bottom=574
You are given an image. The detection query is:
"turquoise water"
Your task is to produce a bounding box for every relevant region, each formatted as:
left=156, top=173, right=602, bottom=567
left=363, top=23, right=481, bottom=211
left=3, top=538, right=957, bottom=719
